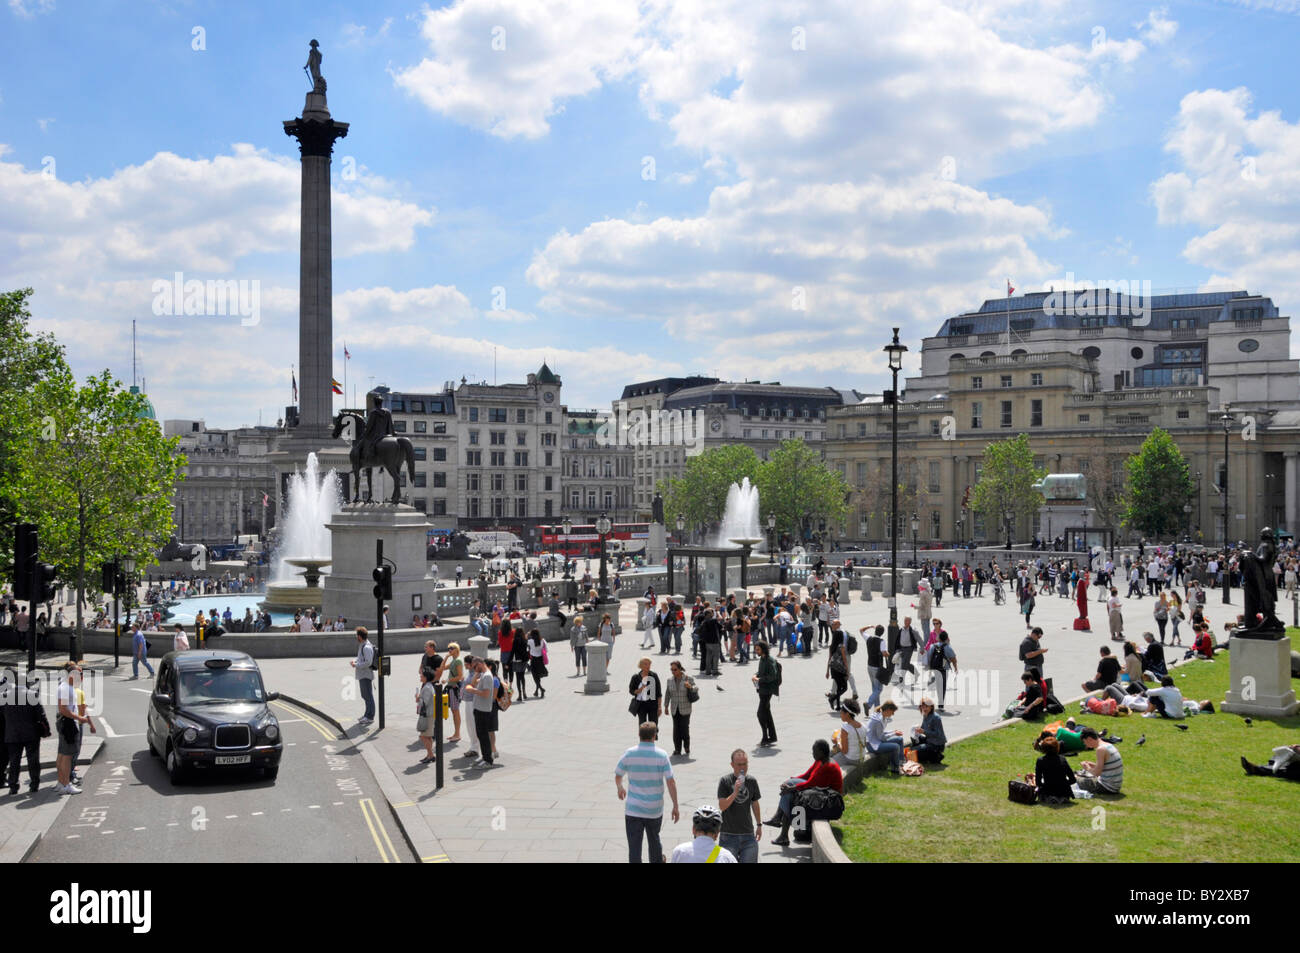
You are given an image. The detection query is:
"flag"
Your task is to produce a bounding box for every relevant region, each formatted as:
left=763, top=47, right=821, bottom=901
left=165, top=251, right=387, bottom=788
left=344, top=346, right=351, bottom=360
left=1006, top=278, right=1015, bottom=296
left=262, top=493, right=269, bottom=507
left=292, top=369, right=298, bottom=404
left=331, top=378, right=343, bottom=395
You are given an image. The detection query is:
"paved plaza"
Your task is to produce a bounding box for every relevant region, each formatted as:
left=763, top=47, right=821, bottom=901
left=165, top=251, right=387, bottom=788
left=256, top=576, right=1190, bottom=863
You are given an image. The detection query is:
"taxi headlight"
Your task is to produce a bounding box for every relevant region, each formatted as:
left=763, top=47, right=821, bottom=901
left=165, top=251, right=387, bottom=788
left=182, top=727, right=198, bottom=744
left=264, top=723, right=279, bottom=741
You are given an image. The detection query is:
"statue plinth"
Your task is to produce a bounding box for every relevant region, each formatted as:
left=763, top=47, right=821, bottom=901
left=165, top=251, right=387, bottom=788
left=322, top=505, right=436, bottom=625
left=1222, top=633, right=1299, bottom=717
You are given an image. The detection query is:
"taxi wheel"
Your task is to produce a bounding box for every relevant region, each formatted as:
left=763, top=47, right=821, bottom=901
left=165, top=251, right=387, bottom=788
left=166, top=744, right=187, bottom=785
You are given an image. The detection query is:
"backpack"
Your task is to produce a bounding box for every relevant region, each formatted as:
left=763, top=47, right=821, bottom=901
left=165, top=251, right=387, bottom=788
left=772, top=659, right=783, bottom=696
left=929, top=643, right=947, bottom=671
left=365, top=641, right=379, bottom=671
left=846, top=634, right=858, bottom=655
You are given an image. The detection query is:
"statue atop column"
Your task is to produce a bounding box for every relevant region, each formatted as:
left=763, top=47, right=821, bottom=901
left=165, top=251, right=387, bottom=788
left=305, top=39, right=326, bottom=93
left=651, top=492, right=665, bottom=525
left=1237, top=527, right=1285, bottom=638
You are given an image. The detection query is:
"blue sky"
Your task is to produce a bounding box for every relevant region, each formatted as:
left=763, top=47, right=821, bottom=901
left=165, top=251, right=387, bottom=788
left=2, top=0, right=1298, bottom=427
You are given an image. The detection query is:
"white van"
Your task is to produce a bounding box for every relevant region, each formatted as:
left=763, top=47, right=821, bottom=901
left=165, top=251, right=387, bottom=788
left=465, top=531, right=525, bottom=557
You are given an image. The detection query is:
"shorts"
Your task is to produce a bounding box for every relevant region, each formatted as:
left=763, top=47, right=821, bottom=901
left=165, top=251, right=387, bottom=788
left=57, top=719, right=79, bottom=757
left=447, top=682, right=463, bottom=705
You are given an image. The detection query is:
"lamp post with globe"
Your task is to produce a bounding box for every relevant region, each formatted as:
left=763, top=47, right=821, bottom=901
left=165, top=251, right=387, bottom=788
left=596, top=512, right=613, bottom=605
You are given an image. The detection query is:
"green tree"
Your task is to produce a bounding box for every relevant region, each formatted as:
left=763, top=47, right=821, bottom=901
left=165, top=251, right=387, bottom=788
left=1078, top=443, right=1128, bottom=533
left=0, top=288, right=71, bottom=574
left=970, top=434, right=1047, bottom=544
left=659, top=444, right=760, bottom=535
left=1122, top=427, right=1194, bottom=539
left=756, top=439, right=850, bottom=544
left=5, top=369, right=184, bottom=654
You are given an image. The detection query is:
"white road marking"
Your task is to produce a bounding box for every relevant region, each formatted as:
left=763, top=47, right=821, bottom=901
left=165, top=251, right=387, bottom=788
left=332, top=801, right=343, bottom=806
left=129, top=688, right=153, bottom=695
left=281, top=808, right=292, bottom=812
left=133, top=827, right=146, bottom=831
left=66, top=834, right=80, bottom=839
left=167, top=822, right=178, bottom=827
left=101, top=831, right=115, bottom=835
left=251, top=811, right=264, bottom=816
left=308, top=805, right=321, bottom=809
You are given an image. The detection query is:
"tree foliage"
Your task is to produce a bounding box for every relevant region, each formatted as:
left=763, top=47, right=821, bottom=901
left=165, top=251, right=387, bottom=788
left=1078, top=443, right=1128, bottom=532
left=660, top=444, right=760, bottom=532
left=1122, top=428, right=1194, bottom=539
left=970, top=434, right=1047, bottom=539
left=755, top=439, right=850, bottom=542
left=4, top=369, right=184, bottom=653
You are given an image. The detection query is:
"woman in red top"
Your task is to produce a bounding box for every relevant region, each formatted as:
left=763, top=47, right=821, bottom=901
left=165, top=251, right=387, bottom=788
left=497, top=618, right=515, bottom=670
left=765, top=739, right=843, bottom=846
left=1193, top=624, right=1214, bottom=658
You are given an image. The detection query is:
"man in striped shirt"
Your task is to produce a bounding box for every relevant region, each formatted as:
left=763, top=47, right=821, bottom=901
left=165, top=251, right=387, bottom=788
left=615, top=721, right=680, bottom=863
left=1077, top=728, right=1124, bottom=794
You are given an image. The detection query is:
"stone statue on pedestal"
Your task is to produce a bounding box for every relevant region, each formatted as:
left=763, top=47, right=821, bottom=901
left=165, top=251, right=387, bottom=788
left=1237, top=527, right=1285, bottom=639
left=651, top=492, right=665, bottom=525
left=332, top=393, right=416, bottom=505
left=305, top=39, right=326, bottom=93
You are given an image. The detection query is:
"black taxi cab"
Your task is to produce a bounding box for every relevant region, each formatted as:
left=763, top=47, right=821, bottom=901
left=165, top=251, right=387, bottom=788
left=146, top=650, right=283, bottom=784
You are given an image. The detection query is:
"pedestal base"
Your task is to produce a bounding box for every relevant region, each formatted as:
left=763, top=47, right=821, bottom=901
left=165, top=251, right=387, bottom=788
left=1072, top=618, right=1092, bottom=631
left=584, top=641, right=610, bottom=694
left=1222, top=635, right=1299, bottom=718
left=646, top=523, right=667, bottom=566
left=322, top=504, right=436, bottom=625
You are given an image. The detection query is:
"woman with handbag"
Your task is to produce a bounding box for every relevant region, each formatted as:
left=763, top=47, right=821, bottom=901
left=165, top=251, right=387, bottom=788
left=416, top=669, right=437, bottom=765
left=510, top=627, right=530, bottom=703
left=444, top=642, right=465, bottom=742
left=909, top=697, right=946, bottom=763
left=528, top=627, right=547, bottom=698
left=764, top=739, right=843, bottom=847
left=628, top=657, right=662, bottom=726
left=663, top=660, right=697, bottom=756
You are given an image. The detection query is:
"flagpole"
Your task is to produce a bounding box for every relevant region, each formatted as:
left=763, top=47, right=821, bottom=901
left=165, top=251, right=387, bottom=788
left=343, top=340, right=347, bottom=410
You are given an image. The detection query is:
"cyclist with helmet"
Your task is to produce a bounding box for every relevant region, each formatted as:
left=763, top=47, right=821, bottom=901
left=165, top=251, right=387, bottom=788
left=670, top=805, right=737, bottom=863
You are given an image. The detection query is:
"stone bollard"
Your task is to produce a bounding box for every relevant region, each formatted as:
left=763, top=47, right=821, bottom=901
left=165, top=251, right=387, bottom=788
left=731, top=587, right=748, bottom=603
left=584, top=640, right=610, bottom=694
left=703, top=590, right=719, bottom=604
left=860, top=577, right=873, bottom=601
left=763, top=587, right=775, bottom=599
left=882, top=574, right=895, bottom=600
left=901, top=569, right=918, bottom=596
left=788, top=583, right=803, bottom=599
left=468, top=633, right=492, bottom=663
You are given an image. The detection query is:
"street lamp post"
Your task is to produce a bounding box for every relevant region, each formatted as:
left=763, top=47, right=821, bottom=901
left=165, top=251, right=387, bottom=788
left=767, top=512, right=776, bottom=557
left=561, top=516, right=573, bottom=579
left=676, top=514, right=685, bottom=547
left=910, top=513, right=919, bottom=568
left=596, top=512, right=613, bottom=604
left=121, top=555, right=137, bottom=653
left=1004, top=511, right=1013, bottom=551
left=1221, top=410, right=1232, bottom=605
left=1183, top=503, right=1192, bottom=541
left=884, top=328, right=907, bottom=650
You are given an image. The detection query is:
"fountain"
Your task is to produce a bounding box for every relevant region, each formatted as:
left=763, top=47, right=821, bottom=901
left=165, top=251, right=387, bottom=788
left=261, top=453, right=342, bottom=614
left=717, top=477, right=764, bottom=551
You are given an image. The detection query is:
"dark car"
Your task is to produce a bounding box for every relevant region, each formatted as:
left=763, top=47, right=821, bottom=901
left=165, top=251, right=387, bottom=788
left=146, top=650, right=283, bottom=785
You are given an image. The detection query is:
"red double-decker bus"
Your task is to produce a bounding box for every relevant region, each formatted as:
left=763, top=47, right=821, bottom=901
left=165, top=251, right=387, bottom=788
left=539, top=522, right=649, bottom=557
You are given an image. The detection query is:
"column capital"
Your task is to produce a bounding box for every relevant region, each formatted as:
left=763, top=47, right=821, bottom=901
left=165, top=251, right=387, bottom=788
left=283, top=117, right=350, bottom=158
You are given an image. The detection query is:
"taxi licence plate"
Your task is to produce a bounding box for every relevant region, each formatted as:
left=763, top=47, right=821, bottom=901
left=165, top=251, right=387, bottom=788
left=214, top=755, right=251, bottom=765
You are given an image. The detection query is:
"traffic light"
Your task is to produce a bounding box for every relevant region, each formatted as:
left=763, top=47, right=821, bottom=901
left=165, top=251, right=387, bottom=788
left=12, top=523, right=36, bottom=600
left=102, top=560, right=119, bottom=595
left=33, top=562, right=57, bottom=603
left=372, top=565, right=393, bottom=601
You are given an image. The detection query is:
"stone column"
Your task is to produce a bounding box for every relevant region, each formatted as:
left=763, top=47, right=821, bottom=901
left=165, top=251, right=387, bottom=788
left=1286, top=452, right=1299, bottom=535
left=584, top=640, right=610, bottom=693
left=284, top=92, right=348, bottom=437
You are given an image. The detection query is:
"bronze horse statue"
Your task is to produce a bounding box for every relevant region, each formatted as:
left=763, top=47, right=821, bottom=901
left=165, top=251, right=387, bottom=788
left=331, top=410, right=416, bottom=505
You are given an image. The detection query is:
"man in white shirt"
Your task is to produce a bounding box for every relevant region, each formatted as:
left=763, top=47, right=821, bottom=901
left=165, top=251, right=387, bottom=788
left=350, top=627, right=376, bottom=724
left=1144, top=676, right=1185, bottom=719
left=671, top=805, right=737, bottom=863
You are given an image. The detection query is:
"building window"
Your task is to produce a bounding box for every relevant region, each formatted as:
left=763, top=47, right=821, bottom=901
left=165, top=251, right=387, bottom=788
left=1030, top=373, right=1043, bottom=386
left=515, top=473, right=527, bottom=491
left=1176, top=409, right=1189, bottom=419
left=1078, top=414, right=1090, bottom=423
left=971, top=376, right=983, bottom=390
left=413, top=497, right=426, bottom=512
left=930, top=419, right=940, bottom=436
left=433, top=447, right=446, bottom=462
left=394, top=420, right=407, bottom=433
left=930, top=510, right=941, bottom=537
left=411, top=400, right=425, bottom=413
left=467, top=473, right=480, bottom=491
left=432, top=499, right=447, bottom=516
left=414, top=420, right=427, bottom=433
left=413, top=446, right=426, bottom=462
left=928, top=460, right=940, bottom=492
left=468, top=407, right=479, bottom=422
left=542, top=433, right=556, bottom=447
left=970, top=402, right=983, bottom=429
left=468, top=497, right=480, bottom=517
left=490, top=451, right=506, bottom=467
left=1030, top=400, right=1042, bottom=427
left=491, top=473, right=504, bottom=492
left=743, top=428, right=751, bottom=439
left=493, top=498, right=505, bottom=518
left=413, top=472, right=427, bottom=488
left=544, top=452, right=553, bottom=467
left=515, top=498, right=527, bottom=518
left=489, top=408, right=506, bottom=423
left=391, top=399, right=406, bottom=412
left=1000, top=401, right=1013, bottom=428
left=433, top=422, right=446, bottom=434
left=516, top=431, right=527, bottom=445
left=1000, top=375, right=1012, bottom=388
left=544, top=475, right=553, bottom=491
left=514, top=451, right=529, bottom=467
left=433, top=472, right=446, bottom=488
left=857, top=422, right=867, bottom=437
left=517, top=409, right=527, bottom=423
left=490, top=431, right=505, bottom=445
left=465, top=450, right=481, bottom=466
left=545, top=411, right=553, bottom=424
left=468, top=430, right=479, bottom=445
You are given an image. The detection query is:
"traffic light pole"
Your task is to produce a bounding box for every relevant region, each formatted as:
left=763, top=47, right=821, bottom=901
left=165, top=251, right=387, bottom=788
left=28, top=558, right=38, bottom=674
left=434, top=683, right=445, bottom=791
left=112, top=569, right=120, bottom=669
left=376, top=539, right=386, bottom=732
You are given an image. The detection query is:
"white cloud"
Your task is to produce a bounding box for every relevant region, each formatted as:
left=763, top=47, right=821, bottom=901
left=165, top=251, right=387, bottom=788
left=1150, top=87, right=1300, bottom=318
left=8, top=0, right=54, bottom=18
left=1138, top=8, right=1178, bottom=44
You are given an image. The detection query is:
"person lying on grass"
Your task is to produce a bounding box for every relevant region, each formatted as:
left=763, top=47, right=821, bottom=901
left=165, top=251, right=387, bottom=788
left=1241, top=744, right=1300, bottom=781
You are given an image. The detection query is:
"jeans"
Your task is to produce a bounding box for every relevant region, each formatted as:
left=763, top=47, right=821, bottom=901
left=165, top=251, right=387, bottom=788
left=866, top=666, right=884, bottom=709
left=705, top=643, right=720, bottom=674
left=920, top=618, right=931, bottom=640
left=929, top=668, right=949, bottom=705
left=132, top=653, right=154, bottom=678
left=625, top=814, right=664, bottom=863
left=777, top=777, right=805, bottom=817
left=358, top=677, right=376, bottom=719
left=757, top=691, right=777, bottom=742
left=472, top=708, right=494, bottom=763
left=874, top=739, right=904, bottom=771
left=672, top=626, right=683, bottom=652
left=471, top=619, right=490, bottom=639
left=659, top=627, right=671, bottom=653
left=573, top=645, right=587, bottom=669
left=719, top=832, right=758, bottom=864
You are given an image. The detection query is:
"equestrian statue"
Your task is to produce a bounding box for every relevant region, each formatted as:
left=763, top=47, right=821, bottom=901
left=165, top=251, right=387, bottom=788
left=332, top=391, right=415, bottom=505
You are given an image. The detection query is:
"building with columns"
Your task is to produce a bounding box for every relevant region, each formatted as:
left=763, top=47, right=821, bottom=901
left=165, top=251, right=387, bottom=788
left=825, top=289, right=1300, bottom=547
left=165, top=420, right=279, bottom=545
left=561, top=409, right=635, bottom=523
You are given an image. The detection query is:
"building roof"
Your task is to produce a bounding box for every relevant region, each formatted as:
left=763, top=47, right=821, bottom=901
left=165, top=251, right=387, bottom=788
left=536, top=362, right=560, bottom=384
left=664, top=381, right=854, bottom=409
left=620, top=376, right=721, bottom=400
left=129, top=385, right=156, bottom=420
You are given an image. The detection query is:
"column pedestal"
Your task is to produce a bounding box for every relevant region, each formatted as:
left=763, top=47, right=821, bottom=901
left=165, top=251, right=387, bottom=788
left=1222, top=635, right=1298, bottom=717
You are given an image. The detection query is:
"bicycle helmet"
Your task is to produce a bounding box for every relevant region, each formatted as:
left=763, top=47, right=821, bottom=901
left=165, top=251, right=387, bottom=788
left=692, top=804, right=723, bottom=833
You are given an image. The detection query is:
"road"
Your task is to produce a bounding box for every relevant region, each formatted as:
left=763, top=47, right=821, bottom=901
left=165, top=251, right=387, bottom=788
left=28, top=672, right=414, bottom=863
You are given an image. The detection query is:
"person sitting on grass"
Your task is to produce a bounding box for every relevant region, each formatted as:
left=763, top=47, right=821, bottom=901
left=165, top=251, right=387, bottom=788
left=1143, top=675, right=1184, bottom=719
left=1241, top=744, right=1300, bottom=781
left=1013, top=671, right=1045, bottom=720
left=1141, top=632, right=1167, bottom=680
left=1192, top=623, right=1215, bottom=659
left=1081, top=645, right=1121, bottom=693
left=908, top=697, right=946, bottom=763
left=1033, top=735, right=1076, bottom=804
left=1077, top=728, right=1123, bottom=794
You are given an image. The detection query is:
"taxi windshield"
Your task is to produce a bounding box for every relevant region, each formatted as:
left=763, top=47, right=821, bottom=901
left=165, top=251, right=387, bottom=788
left=178, top=667, right=265, bottom=705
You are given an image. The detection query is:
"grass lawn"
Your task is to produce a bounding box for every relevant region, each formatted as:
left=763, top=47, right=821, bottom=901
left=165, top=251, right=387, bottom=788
left=834, top=638, right=1300, bottom=863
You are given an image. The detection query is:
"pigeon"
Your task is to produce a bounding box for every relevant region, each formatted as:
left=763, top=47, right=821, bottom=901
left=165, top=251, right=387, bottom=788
left=1176, top=723, right=1189, bottom=731
left=1136, top=735, right=1146, bottom=746
left=716, top=685, right=725, bottom=692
